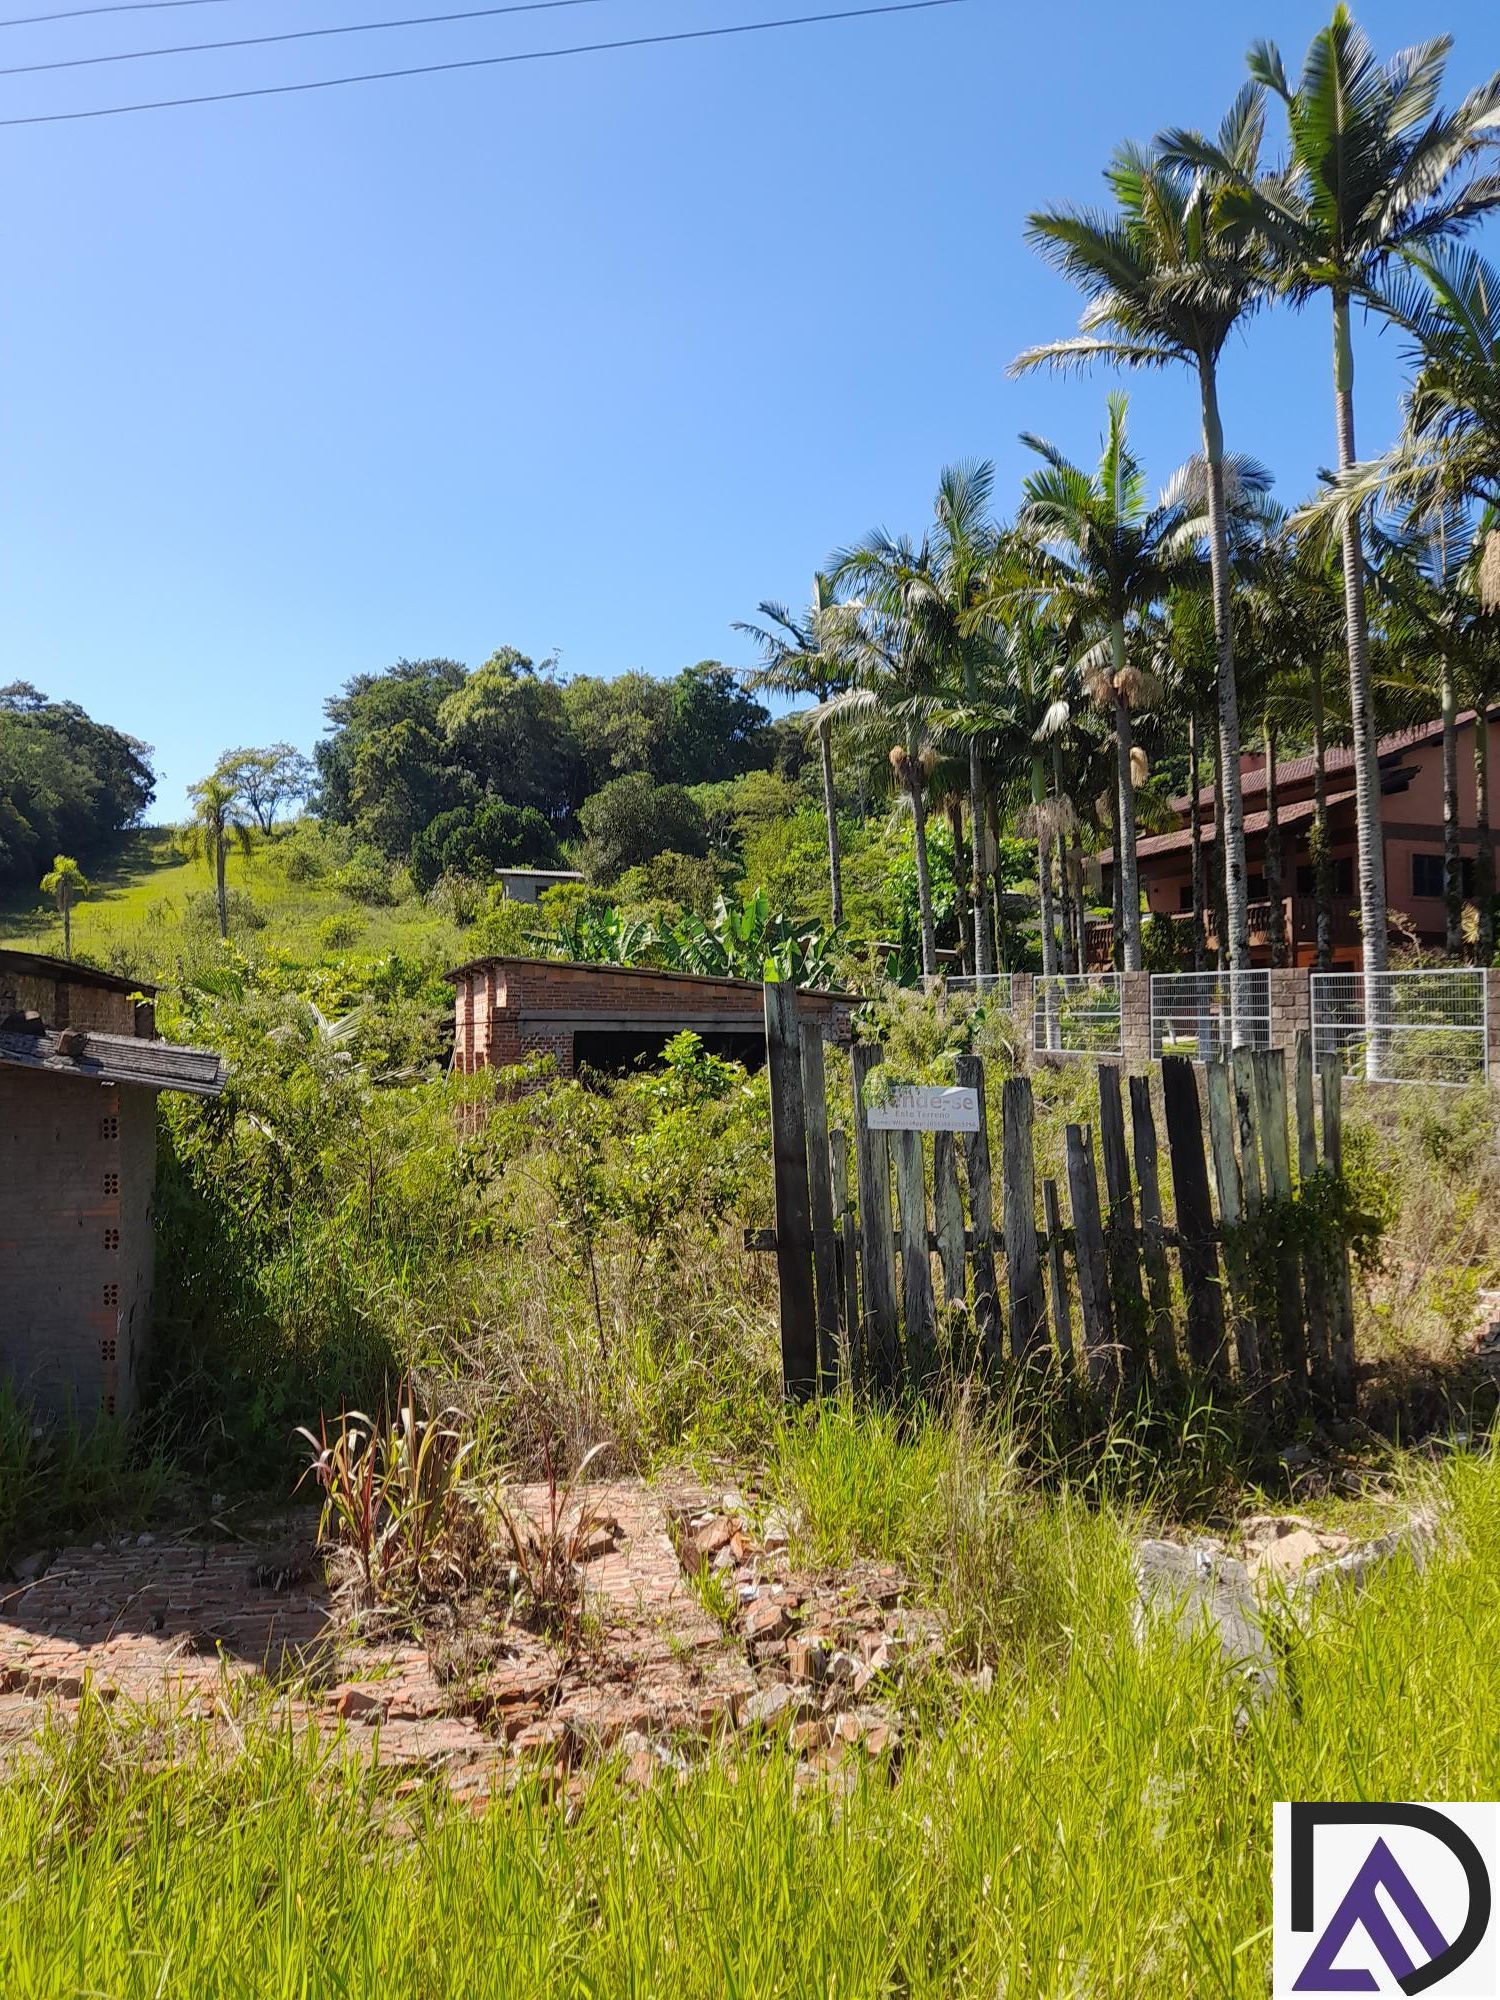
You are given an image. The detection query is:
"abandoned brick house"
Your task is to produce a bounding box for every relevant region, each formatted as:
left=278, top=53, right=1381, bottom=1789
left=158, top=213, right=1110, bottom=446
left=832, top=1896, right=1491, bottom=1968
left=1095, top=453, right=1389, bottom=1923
left=0, top=950, right=226, bottom=1421
left=1094, top=712, right=1500, bottom=967
left=448, top=956, right=854, bottom=1081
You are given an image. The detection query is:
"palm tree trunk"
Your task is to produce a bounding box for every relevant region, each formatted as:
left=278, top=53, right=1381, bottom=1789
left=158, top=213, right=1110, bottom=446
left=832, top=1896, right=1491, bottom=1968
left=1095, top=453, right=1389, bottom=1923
left=215, top=829, right=229, bottom=940
left=1310, top=654, right=1333, bottom=973
left=987, top=790, right=1006, bottom=972
left=1189, top=711, right=1205, bottom=973
left=1051, top=746, right=1078, bottom=974
left=1200, top=364, right=1251, bottom=973
left=1211, top=724, right=1229, bottom=968
left=1332, top=292, right=1389, bottom=979
left=1440, top=663, right=1462, bottom=957
left=1070, top=831, right=1087, bottom=971
left=906, top=740, right=937, bottom=979
left=1264, top=715, right=1287, bottom=968
left=947, top=798, right=970, bottom=976
left=1030, top=760, right=1058, bottom=980
left=966, top=739, right=993, bottom=977
left=1476, top=703, right=1494, bottom=963
left=1111, top=627, right=1142, bottom=973
left=62, top=894, right=72, bottom=960
left=816, top=718, right=843, bottom=929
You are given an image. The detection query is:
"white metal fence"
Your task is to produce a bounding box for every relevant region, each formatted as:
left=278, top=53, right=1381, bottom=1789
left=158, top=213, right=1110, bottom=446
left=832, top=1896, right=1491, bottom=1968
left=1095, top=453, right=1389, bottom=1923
left=1150, top=970, right=1271, bottom=1062
left=1311, top=969, right=1489, bottom=1086
left=1033, top=973, right=1123, bottom=1057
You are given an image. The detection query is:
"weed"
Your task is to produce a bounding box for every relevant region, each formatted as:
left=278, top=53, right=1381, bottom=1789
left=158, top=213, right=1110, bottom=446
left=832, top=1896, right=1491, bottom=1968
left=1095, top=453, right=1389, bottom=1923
left=493, top=1439, right=609, bottom=1649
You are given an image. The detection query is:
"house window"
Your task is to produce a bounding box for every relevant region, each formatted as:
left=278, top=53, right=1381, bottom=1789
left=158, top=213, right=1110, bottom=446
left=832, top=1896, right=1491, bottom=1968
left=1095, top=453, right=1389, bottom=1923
left=1412, top=854, right=1478, bottom=898
left=1178, top=885, right=1194, bottom=912
left=1295, top=859, right=1355, bottom=896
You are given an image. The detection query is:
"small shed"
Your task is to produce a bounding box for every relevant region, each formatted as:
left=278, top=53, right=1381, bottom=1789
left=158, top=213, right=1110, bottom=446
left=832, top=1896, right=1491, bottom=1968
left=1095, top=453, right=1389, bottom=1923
left=494, top=868, right=585, bottom=905
left=448, top=956, right=855, bottom=1082
left=0, top=953, right=226, bottom=1422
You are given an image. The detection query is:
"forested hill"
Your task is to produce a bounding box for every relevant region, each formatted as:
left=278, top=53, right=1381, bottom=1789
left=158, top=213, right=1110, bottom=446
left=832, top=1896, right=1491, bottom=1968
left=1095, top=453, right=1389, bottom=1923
left=0, top=683, right=156, bottom=892
left=313, top=650, right=799, bottom=888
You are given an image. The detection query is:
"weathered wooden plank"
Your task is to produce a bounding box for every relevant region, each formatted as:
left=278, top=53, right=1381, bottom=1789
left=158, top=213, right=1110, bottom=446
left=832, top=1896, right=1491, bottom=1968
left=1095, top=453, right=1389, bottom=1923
left=1001, top=1076, right=1048, bottom=1364
left=1204, top=1059, right=1261, bottom=1389
left=1294, top=1031, right=1334, bottom=1410
left=764, top=983, right=818, bottom=1399
left=932, top=1131, right=967, bottom=1307
left=1320, top=1055, right=1357, bottom=1414
left=1041, top=1175, right=1074, bottom=1375
left=954, top=1053, right=1003, bottom=1373
left=798, top=1021, right=842, bottom=1397
left=1128, top=1073, right=1176, bottom=1385
left=892, top=1129, right=936, bottom=1391
left=1097, top=1065, right=1146, bottom=1382
left=1254, top=1048, right=1308, bottom=1413
left=851, top=1042, right=899, bottom=1395
left=1065, top=1122, right=1117, bottom=1393
left=829, top=1127, right=860, bottom=1392
left=1230, top=1043, right=1264, bottom=1216
left=1160, top=1056, right=1227, bottom=1386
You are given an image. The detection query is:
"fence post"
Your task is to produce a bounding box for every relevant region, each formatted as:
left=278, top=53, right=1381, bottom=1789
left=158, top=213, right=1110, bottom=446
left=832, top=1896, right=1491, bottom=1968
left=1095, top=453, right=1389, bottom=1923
left=1002, top=1076, right=1048, bottom=1363
left=1127, top=1074, right=1177, bottom=1385
left=1160, top=1056, right=1227, bottom=1387
left=1204, top=1060, right=1261, bottom=1389
left=798, top=1020, right=842, bottom=1397
left=1041, top=1175, right=1074, bottom=1374
left=1254, top=1048, right=1309, bottom=1414
left=1097, top=1064, right=1146, bottom=1383
left=954, top=1053, right=1003, bottom=1372
left=829, top=1128, right=861, bottom=1392
left=764, top=983, right=818, bottom=1399
left=893, top=1131, right=936, bottom=1391
left=1319, top=1055, right=1358, bottom=1415
left=932, top=1132, right=967, bottom=1306
left=851, top=1042, right=900, bottom=1394
left=1065, top=1123, right=1117, bottom=1393
left=1294, top=1030, right=1335, bottom=1410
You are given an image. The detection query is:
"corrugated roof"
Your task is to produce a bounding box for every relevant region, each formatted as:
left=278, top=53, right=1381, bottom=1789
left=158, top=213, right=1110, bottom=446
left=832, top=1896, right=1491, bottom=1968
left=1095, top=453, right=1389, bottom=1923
left=0, top=1027, right=227, bottom=1097
left=0, top=948, right=157, bottom=998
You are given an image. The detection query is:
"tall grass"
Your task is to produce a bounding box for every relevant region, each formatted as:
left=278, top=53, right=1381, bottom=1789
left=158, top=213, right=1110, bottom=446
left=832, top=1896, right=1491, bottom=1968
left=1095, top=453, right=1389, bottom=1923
left=2, top=1445, right=1495, bottom=1998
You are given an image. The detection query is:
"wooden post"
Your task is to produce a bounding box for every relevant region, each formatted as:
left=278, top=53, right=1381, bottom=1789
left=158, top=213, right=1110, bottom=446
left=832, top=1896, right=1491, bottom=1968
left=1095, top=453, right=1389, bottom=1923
left=1254, top=1048, right=1308, bottom=1413
left=1128, top=1073, right=1176, bottom=1384
left=1230, top=1044, right=1264, bottom=1215
left=830, top=1128, right=860, bottom=1393
left=1041, top=1175, right=1074, bottom=1374
left=1160, top=1056, right=1227, bottom=1387
left=852, top=1042, right=899, bottom=1394
left=799, top=1021, right=842, bottom=1397
left=764, top=983, right=818, bottom=1399
left=1097, top=1064, right=1146, bottom=1383
left=1001, top=1076, right=1047, bottom=1363
left=893, top=1130, right=936, bottom=1391
left=1204, top=1060, right=1261, bottom=1389
left=1065, top=1123, right=1117, bottom=1393
left=932, top=1132, right=967, bottom=1306
left=1295, top=1031, right=1335, bottom=1410
left=955, top=1053, right=1003, bottom=1373
left=1320, top=1055, right=1358, bottom=1415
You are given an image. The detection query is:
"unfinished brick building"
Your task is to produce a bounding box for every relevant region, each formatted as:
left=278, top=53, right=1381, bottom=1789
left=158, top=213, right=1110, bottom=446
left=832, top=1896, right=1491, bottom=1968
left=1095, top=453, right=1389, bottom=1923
left=0, top=951, right=226, bottom=1422
left=448, top=956, right=854, bottom=1081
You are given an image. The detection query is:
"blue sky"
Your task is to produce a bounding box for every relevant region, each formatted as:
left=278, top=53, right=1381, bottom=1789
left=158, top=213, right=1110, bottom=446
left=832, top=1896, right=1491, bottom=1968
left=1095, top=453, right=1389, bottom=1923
left=2, top=0, right=1497, bottom=811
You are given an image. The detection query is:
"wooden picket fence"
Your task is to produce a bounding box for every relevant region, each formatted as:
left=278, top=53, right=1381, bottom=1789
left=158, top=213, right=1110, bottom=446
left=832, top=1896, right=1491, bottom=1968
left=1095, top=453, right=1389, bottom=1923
left=759, top=984, right=1359, bottom=1416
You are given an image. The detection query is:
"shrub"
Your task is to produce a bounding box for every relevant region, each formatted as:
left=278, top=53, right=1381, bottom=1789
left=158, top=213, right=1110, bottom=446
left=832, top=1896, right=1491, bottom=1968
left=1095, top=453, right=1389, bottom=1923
left=409, top=802, right=560, bottom=896
left=333, top=846, right=398, bottom=906
left=317, top=912, right=363, bottom=952
left=183, top=887, right=266, bottom=932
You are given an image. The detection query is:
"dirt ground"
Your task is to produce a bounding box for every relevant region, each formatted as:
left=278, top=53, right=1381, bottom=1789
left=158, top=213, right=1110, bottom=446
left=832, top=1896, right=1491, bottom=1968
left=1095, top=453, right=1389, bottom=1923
left=0, top=1480, right=933, bottom=1801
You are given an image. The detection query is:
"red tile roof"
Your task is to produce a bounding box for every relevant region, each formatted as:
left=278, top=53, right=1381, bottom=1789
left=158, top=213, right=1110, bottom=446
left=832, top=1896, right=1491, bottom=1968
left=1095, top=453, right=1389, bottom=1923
left=1103, top=786, right=1356, bottom=866
left=1166, top=716, right=1463, bottom=816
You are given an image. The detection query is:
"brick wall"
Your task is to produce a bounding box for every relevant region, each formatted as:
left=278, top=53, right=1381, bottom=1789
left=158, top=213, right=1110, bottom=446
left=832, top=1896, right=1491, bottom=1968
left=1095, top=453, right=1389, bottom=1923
left=0, top=969, right=151, bottom=1037
left=0, top=1071, right=154, bottom=1421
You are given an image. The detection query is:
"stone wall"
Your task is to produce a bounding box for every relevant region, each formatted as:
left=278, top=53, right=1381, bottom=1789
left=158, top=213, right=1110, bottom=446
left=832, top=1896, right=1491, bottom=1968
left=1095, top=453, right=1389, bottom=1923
left=0, top=1071, right=156, bottom=1421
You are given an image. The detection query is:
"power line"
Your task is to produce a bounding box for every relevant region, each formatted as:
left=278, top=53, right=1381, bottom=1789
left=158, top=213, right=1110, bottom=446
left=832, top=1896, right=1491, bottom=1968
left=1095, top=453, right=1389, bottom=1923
left=0, top=0, right=230, bottom=26
left=0, top=0, right=615, bottom=77
left=0, top=0, right=963, bottom=124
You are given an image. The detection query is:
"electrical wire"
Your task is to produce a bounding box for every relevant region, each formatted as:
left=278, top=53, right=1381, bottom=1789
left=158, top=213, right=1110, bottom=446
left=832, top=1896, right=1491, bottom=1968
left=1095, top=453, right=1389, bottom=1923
left=0, top=0, right=615, bottom=77
left=0, top=0, right=231, bottom=26
left=0, top=0, right=963, bottom=126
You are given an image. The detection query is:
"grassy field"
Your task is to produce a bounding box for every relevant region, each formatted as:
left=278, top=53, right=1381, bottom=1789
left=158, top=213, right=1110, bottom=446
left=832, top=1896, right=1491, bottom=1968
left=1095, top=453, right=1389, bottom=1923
left=0, top=827, right=464, bottom=978
left=1, top=1430, right=1493, bottom=1999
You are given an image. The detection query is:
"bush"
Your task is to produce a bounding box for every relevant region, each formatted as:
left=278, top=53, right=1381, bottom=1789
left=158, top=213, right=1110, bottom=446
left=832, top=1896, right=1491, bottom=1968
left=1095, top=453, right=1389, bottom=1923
left=1141, top=910, right=1181, bottom=973
left=409, top=802, right=560, bottom=895
left=317, top=912, right=363, bottom=952
left=333, top=846, right=399, bottom=906
left=576, top=773, right=708, bottom=883
left=183, top=888, right=266, bottom=932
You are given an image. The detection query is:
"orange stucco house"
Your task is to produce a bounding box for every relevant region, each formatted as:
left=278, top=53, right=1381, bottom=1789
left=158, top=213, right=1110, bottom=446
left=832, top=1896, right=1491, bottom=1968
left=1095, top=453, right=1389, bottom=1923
left=1095, top=713, right=1499, bottom=968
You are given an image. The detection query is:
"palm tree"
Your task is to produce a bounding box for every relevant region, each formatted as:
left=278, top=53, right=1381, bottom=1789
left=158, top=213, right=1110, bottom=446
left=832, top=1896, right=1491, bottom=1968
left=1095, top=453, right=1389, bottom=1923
left=1006, top=396, right=1199, bottom=971
left=1166, top=9, right=1500, bottom=979
left=833, top=466, right=1001, bottom=976
left=735, top=574, right=850, bottom=926
left=185, top=772, right=254, bottom=940
left=816, top=589, right=944, bottom=977
left=1016, top=88, right=1274, bottom=976
left=40, top=854, right=89, bottom=959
